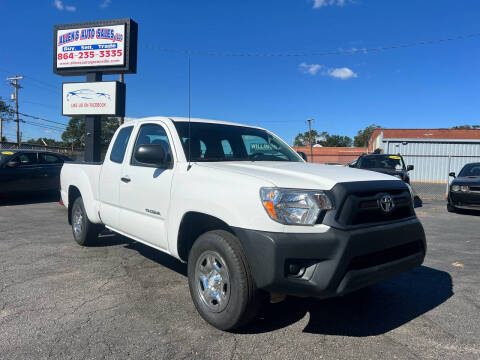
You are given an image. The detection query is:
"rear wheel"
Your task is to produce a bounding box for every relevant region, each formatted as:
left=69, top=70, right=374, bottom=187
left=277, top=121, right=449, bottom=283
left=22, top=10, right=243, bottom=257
left=187, top=230, right=264, bottom=330
left=71, top=197, right=100, bottom=246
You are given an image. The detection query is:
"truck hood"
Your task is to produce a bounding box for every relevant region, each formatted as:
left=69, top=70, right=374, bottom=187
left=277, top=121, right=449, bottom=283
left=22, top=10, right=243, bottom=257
left=199, top=161, right=399, bottom=189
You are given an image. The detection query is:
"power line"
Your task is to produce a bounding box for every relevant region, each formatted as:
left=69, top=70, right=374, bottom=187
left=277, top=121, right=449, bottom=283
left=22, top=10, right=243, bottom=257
left=22, top=120, right=64, bottom=132
left=22, top=100, right=58, bottom=109
left=141, top=32, right=480, bottom=57
left=0, top=68, right=60, bottom=93
left=17, top=112, right=68, bottom=127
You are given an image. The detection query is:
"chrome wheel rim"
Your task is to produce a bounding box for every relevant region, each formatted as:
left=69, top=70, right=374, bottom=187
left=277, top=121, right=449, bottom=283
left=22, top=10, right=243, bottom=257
left=195, top=251, right=231, bottom=312
left=72, top=206, right=83, bottom=238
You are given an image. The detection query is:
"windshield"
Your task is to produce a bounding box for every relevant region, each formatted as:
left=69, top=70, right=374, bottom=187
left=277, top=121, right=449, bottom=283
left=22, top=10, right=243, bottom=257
left=458, top=163, right=480, bottom=177
left=173, top=122, right=302, bottom=162
left=357, top=155, right=405, bottom=170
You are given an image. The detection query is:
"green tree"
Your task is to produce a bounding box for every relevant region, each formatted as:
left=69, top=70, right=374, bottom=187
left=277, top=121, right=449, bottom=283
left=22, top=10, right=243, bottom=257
left=452, top=125, right=480, bottom=129
left=322, top=134, right=353, bottom=147
left=354, top=124, right=381, bottom=147
left=1, top=98, right=14, bottom=143
left=294, top=129, right=320, bottom=147
left=0, top=97, right=13, bottom=120
left=294, top=130, right=352, bottom=147
left=61, top=117, right=119, bottom=149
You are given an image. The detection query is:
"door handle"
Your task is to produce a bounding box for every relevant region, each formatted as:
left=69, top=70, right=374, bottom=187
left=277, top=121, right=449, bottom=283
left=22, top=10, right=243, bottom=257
left=121, top=176, right=131, bottom=183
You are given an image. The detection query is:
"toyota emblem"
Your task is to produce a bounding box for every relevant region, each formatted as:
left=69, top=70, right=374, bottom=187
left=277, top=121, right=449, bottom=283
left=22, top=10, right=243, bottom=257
left=379, top=194, right=395, bottom=213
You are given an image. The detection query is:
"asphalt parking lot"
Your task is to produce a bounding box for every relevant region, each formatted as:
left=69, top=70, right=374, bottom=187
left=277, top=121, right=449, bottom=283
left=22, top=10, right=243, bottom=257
left=0, top=197, right=479, bottom=359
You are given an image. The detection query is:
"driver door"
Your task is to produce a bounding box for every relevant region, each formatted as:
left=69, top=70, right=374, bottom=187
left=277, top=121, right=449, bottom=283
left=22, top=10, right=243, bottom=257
left=117, top=123, right=175, bottom=250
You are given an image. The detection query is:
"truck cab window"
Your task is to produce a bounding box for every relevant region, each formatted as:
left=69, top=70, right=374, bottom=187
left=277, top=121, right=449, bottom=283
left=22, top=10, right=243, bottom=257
left=110, top=126, right=134, bottom=163
left=131, top=124, right=172, bottom=166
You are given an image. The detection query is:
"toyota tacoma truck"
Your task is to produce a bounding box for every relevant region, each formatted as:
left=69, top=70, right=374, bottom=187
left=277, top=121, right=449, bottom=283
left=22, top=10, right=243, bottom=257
left=60, top=117, right=426, bottom=330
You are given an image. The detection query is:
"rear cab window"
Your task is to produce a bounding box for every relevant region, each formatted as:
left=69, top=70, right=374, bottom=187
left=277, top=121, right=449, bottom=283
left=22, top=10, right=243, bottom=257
left=110, top=126, right=134, bottom=163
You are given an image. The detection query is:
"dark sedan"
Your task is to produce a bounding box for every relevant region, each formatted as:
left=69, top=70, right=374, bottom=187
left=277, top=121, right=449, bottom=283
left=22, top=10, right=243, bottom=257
left=0, top=150, right=71, bottom=198
left=448, top=162, right=480, bottom=212
left=350, top=154, right=414, bottom=184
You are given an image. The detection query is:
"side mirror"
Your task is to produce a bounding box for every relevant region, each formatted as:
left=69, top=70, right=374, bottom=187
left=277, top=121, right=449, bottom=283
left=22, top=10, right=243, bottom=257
left=134, top=145, right=168, bottom=167
left=407, top=165, right=414, bottom=171
left=449, top=172, right=456, bottom=178
left=6, top=160, right=20, bottom=168
left=297, top=151, right=307, bottom=161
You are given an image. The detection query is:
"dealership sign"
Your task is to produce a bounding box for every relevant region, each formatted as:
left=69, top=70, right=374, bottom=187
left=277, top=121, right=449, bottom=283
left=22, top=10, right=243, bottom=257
left=62, top=81, right=125, bottom=116
left=53, top=19, right=137, bottom=75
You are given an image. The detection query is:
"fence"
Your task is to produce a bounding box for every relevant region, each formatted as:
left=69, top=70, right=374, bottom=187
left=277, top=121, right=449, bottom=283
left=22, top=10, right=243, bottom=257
left=0, top=141, right=84, bottom=160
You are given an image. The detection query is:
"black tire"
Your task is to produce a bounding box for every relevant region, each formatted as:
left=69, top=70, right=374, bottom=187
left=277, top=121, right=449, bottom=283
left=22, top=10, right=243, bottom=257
left=70, top=197, right=100, bottom=246
left=187, top=230, right=264, bottom=331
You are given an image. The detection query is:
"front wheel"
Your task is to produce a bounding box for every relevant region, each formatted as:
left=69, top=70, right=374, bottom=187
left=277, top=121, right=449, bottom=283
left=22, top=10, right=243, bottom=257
left=447, top=202, right=456, bottom=213
left=71, top=197, right=100, bottom=246
left=187, top=230, right=264, bottom=331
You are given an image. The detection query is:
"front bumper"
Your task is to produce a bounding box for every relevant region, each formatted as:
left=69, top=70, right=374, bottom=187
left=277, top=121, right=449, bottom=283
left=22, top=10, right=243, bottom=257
left=449, top=191, right=480, bottom=210
left=233, top=218, right=426, bottom=298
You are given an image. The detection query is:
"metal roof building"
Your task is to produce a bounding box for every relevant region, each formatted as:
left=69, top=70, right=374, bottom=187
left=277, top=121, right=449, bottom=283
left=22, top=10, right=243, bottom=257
left=368, top=129, right=480, bottom=183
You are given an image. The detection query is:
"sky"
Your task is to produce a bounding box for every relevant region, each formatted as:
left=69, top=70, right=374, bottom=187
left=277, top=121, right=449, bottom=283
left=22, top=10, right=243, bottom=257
left=1, top=0, right=480, bottom=145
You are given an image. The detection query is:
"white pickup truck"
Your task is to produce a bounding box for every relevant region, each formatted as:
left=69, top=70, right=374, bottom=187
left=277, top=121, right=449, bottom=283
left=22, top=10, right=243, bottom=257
left=60, top=117, right=426, bottom=330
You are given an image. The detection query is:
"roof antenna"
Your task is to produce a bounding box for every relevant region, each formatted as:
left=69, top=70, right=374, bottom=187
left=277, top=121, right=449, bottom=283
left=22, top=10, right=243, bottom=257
left=187, top=56, right=192, bottom=171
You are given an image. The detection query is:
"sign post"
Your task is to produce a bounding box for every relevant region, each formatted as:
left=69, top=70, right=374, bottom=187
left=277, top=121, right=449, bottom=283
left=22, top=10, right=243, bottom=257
left=85, top=72, right=102, bottom=162
left=53, top=18, right=137, bottom=162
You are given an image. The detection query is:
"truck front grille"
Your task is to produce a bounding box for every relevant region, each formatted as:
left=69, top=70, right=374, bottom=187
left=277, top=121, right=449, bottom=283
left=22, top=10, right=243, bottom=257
left=320, top=181, right=416, bottom=229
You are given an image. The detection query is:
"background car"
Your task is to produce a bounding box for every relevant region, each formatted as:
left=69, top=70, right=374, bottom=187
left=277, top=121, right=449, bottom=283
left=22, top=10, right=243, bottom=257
left=350, top=153, right=414, bottom=184
left=447, top=162, right=480, bottom=212
left=0, top=150, right=71, bottom=198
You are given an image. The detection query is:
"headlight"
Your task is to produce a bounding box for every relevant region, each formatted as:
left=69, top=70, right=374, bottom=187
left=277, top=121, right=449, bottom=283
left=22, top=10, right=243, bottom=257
left=260, top=188, right=333, bottom=225
left=451, top=185, right=460, bottom=192
left=461, top=185, right=469, bottom=192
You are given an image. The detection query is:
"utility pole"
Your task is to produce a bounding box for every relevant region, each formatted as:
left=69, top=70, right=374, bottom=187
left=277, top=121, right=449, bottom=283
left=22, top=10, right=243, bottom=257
left=119, top=73, right=125, bottom=125
left=307, top=118, right=314, bottom=163
left=7, top=75, right=23, bottom=147
left=0, top=117, right=3, bottom=142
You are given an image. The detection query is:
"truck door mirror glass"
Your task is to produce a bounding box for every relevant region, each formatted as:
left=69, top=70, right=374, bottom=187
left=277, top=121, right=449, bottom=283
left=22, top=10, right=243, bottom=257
left=407, top=165, right=414, bottom=171
left=297, top=151, right=307, bottom=161
left=449, top=172, right=456, bottom=178
left=134, top=145, right=167, bottom=167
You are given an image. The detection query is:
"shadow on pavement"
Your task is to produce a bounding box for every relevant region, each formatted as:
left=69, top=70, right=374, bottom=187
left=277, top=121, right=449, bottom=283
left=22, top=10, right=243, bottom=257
left=90, top=232, right=135, bottom=247
left=86, top=234, right=453, bottom=336
left=0, top=191, right=60, bottom=206
left=241, top=266, right=453, bottom=336
left=455, top=208, right=480, bottom=217
left=125, top=241, right=188, bottom=276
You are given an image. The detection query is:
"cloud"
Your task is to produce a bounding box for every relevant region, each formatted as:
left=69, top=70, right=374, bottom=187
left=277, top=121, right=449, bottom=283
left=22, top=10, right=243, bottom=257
left=53, top=0, right=76, bottom=11
left=299, top=63, right=358, bottom=80
left=312, top=0, right=348, bottom=9
left=100, top=0, right=111, bottom=8
left=327, top=67, right=358, bottom=79
left=299, top=62, right=323, bottom=75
